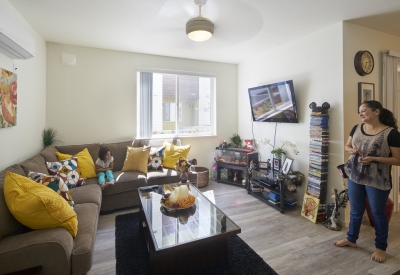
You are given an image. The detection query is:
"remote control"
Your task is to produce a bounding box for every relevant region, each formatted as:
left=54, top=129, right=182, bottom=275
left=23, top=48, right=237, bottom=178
left=140, top=185, right=158, bottom=191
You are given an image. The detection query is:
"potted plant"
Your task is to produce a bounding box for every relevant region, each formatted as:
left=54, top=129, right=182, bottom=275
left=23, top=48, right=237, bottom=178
left=41, top=127, right=61, bottom=149
left=257, top=139, right=299, bottom=160
left=229, top=134, right=244, bottom=148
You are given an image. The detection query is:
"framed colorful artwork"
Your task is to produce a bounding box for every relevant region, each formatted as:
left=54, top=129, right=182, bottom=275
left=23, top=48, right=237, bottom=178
left=0, top=68, right=17, bottom=128
left=301, top=193, right=320, bottom=224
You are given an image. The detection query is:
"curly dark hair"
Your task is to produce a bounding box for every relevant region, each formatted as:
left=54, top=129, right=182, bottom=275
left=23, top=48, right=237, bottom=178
left=98, top=147, right=112, bottom=161
left=362, top=100, right=398, bottom=130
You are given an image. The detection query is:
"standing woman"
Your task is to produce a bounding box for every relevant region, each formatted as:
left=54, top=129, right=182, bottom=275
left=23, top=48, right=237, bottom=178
left=334, top=100, right=400, bottom=263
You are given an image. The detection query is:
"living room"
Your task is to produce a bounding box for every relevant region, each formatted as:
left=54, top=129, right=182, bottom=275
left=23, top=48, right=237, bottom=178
left=1, top=0, right=400, bottom=274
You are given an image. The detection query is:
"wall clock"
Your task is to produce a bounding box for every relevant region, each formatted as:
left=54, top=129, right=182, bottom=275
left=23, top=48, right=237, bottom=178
left=354, top=50, right=374, bottom=76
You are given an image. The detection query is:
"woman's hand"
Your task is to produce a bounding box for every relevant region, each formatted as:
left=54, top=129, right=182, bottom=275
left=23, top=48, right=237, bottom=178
left=358, top=156, right=374, bottom=164
left=350, top=147, right=361, bottom=155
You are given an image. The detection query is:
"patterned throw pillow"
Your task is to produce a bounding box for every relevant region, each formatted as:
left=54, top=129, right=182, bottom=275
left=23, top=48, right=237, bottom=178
left=28, top=171, right=75, bottom=209
left=148, top=146, right=165, bottom=170
left=46, top=157, right=84, bottom=188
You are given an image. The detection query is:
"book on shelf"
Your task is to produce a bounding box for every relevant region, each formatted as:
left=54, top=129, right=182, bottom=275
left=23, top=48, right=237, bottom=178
left=268, top=200, right=280, bottom=205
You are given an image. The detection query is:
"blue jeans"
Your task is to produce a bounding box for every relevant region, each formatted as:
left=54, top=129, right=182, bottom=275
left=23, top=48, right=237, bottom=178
left=97, top=170, right=115, bottom=185
left=347, top=178, right=390, bottom=251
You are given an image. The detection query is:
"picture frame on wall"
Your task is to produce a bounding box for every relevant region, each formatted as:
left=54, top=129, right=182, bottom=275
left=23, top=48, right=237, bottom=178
left=358, top=82, right=375, bottom=111
left=273, top=158, right=281, bottom=171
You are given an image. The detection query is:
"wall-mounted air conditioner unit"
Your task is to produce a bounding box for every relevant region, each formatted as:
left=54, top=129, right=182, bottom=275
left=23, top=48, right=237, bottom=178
left=0, top=8, right=35, bottom=59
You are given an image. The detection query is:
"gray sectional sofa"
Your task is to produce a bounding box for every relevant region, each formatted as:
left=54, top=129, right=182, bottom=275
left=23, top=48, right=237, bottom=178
left=0, top=138, right=194, bottom=275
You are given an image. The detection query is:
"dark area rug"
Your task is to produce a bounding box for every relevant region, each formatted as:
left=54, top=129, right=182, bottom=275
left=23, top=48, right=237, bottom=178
left=115, top=212, right=278, bottom=275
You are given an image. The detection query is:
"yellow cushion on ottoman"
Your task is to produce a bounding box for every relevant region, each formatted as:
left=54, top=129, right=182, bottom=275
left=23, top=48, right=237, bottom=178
left=162, top=141, right=191, bottom=169
left=121, top=146, right=150, bottom=174
left=56, top=148, right=96, bottom=179
left=3, top=172, right=78, bottom=237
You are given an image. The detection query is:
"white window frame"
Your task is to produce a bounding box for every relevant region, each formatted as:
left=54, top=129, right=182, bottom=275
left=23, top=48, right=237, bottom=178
left=136, top=68, right=216, bottom=139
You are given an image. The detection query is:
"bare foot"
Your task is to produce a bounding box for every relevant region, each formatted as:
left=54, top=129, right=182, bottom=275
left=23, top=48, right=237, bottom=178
left=371, top=249, right=386, bottom=263
left=333, top=239, right=358, bottom=248
left=100, top=182, right=114, bottom=190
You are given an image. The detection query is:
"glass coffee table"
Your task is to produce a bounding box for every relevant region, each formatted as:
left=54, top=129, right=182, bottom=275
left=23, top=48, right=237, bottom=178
left=138, top=182, right=241, bottom=275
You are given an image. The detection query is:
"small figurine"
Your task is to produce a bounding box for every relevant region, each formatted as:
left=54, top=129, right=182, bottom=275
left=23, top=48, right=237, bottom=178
left=324, top=188, right=349, bottom=231
left=248, top=160, right=256, bottom=173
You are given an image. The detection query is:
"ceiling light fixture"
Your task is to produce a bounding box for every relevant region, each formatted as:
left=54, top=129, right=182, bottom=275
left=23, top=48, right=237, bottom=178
left=186, top=0, right=214, bottom=42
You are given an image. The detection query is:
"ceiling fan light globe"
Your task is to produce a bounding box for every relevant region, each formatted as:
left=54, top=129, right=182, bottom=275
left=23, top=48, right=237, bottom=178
left=186, top=15, right=214, bottom=42
left=188, top=30, right=212, bottom=41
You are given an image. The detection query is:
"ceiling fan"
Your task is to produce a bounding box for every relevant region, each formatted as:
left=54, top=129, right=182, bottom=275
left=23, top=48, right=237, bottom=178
left=186, top=0, right=214, bottom=42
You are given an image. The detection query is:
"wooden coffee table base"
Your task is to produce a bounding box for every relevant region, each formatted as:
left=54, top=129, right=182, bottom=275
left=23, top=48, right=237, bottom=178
left=140, top=209, right=228, bottom=275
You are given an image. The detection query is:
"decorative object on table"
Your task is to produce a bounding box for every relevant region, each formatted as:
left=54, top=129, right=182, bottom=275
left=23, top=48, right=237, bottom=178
left=281, top=158, right=293, bottom=175
left=248, top=159, right=257, bottom=174
left=229, top=133, right=244, bottom=148
left=219, top=139, right=229, bottom=149
left=301, top=193, right=320, bottom=224
left=273, top=158, right=281, bottom=171
left=160, top=184, right=196, bottom=210
left=244, top=139, right=254, bottom=150
left=354, top=50, right=374, bottom=76
left=42, top=127, right=62, bottom=149
left=0, top=68, right=17, bottom=128
left=286, top=171, right=305, bottom=192
left=174, top=157, right=197, bottom=183
left=307, top=102, right=330, bottom=218
left=358, top=82, right=374, bottom=108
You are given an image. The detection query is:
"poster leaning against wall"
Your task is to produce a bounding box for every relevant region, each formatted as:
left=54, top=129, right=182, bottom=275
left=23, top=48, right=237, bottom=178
left=0, top=68, right=17, bottom=128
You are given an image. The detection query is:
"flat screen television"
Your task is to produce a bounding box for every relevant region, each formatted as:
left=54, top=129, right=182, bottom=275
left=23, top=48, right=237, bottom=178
left=248, top=80, right=299, bottom=123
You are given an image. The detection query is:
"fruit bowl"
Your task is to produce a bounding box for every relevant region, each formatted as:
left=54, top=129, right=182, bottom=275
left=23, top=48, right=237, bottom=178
left=160, top=193, right=196, bottom=210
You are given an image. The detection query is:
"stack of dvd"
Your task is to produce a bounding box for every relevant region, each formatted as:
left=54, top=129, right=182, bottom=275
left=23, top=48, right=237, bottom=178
left=307, top=114, right=329, bottom=205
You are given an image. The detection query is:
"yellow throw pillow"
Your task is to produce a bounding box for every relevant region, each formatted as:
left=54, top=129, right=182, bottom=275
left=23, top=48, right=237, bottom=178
left=162, top=141, right=191, bottom=169
left=3, top=172, right=78, bottom=237
left=121, top=146, right=151, bottom=174
left=56, top=148, right=96, bottom=179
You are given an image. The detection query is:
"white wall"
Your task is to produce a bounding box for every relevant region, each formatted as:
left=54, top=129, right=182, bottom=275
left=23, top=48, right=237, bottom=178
left=0, top=1, right=46, bottom=171
left=238, top=23, right=344, bottom=210
left=46, top=43, right=238, bottom=169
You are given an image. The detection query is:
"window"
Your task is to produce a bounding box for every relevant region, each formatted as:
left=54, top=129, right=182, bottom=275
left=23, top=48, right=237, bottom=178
left=137, top=69, right=216, bottom=138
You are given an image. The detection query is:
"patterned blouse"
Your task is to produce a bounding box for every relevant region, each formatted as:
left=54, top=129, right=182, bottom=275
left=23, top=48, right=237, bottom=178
left=344, top=124, right=397, bottom=190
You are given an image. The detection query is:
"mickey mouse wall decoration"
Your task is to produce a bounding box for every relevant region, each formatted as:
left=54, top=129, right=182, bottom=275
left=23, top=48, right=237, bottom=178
left=309, top=102, right=330, bottom=115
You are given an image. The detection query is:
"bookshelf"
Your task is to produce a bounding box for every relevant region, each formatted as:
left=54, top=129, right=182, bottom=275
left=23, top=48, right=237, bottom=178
left=307, top=112, right=329, bottom=215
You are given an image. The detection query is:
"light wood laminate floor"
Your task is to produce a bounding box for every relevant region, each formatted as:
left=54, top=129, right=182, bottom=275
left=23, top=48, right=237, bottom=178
left=91, top=181, right=400, bottom=275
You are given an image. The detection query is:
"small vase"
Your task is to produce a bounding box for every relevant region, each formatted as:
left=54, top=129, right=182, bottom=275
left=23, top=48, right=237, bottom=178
left=180, top=170, right=188, bottom=183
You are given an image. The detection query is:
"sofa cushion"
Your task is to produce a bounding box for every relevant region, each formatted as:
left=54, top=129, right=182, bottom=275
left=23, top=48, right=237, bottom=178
left=147, top=146, right=165, bottom=171
left=56, top=143, right=100, bottom=163
left=46, top=157, right=84, bottom=188
left=27, top=171, right=74, bottom=209
left=121, top=146, right=150, bottom=174
left=56, top=148, right=96, bottom=179
left=3, top=172, right=78, bottom=237
left=39, top=145, right=59, bottom=162
left=101, top=140, right=135, bottom=171
left=0, top=164, right=28, bottom=240
left=162, top=141, right=191, bottom=169
left=101, top=171, right=146, bottom=196
left=19, top=154, right=48, bottom=176
left=69, top=184, right=101, bottom=205
left=71, top=203, right=99, bottom=275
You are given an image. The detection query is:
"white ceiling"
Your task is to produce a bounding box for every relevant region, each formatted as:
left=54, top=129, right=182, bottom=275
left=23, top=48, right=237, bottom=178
left=8, top=0, right=400, bottom=64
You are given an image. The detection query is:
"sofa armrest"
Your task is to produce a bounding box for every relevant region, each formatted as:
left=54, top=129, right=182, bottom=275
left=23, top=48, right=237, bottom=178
left=0, top=227, right=74, bottom=275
